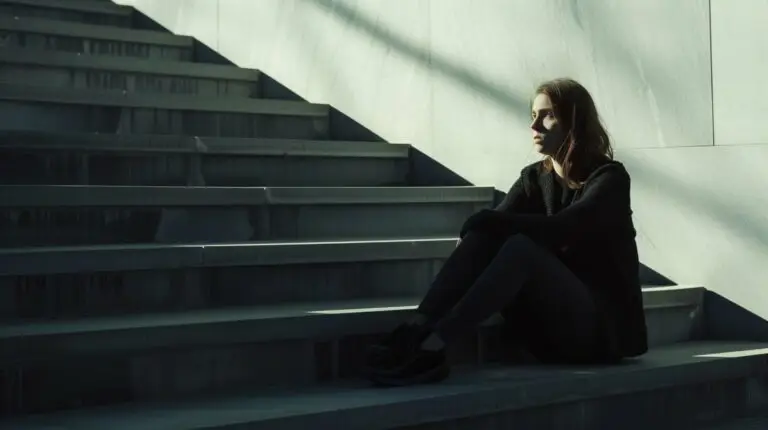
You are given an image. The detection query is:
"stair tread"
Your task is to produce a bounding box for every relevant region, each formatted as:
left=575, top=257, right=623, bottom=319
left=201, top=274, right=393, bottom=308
left=0, top=184, right=494, bottom=207
left=0, top=131, right=410, bottom=157
left=0, top=296, right=422, bottom=336
left=0, top=48, right=261, bottom=80
left=0, top=286, right=703, bottom=368
left=0, top=15, right=190, bottom=46
left=0, top=83, right=329, bottom=115
left=0, top=237, right=461, bottom=276
left=704, top=413, right=768, bottom=430
left=1, top=341, right=766, bottom=430
left=0, top=286, right=702, bottom=339
left=1, top=0, right=132, bottom=16
left=1, top=236, right=459, bottom=253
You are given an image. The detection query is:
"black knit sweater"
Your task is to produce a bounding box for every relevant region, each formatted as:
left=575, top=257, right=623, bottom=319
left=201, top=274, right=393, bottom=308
left=489, top=160, right=648, bottom=358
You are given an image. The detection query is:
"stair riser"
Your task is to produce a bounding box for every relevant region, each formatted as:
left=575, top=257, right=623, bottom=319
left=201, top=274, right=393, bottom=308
left=0, top=260, right=444, bottom=319
left=1, top=32, right=191, bottom=60
left=643, top=304, right=705, bottom=346
left=0, top=4, right=131, bottom=27
left=0, top=202, right=481, bottom=246
left=0, top=331, right=427, bottom=416
left=0, top=152, right=408, bottom=186
left=0, top=101, right=329, bottom=138
left=0, top=305, right=702, bottom=417
left=0, top=64, right=259, bottom=98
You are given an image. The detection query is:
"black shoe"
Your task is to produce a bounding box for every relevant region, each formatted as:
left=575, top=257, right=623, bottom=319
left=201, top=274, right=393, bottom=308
left=369, top=347, right=450, bottom=387
left=364, top=322, right=428, bottom=372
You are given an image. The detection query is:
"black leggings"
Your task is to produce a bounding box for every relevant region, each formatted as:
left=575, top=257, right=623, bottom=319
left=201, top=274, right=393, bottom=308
left=418, top=231, right=604, bottom=362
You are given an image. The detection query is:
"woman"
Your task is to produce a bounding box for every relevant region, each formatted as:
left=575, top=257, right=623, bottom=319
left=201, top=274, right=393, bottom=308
left=365, top=78, right=648, bottom=387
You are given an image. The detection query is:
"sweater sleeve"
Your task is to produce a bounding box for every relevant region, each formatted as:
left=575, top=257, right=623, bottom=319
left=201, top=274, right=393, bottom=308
left=497, top=165, right=631, bottom=246
left=494, top=176, right=528, bottom=212
left=494, top=165, right=536, bottom=213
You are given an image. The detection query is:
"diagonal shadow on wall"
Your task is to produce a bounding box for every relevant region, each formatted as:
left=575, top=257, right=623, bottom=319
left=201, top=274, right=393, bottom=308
left=299, top=0, right=532, bottom=117
left=299, top=0, right=683, bottom=284
left=626, top=156, right=768, bottom=252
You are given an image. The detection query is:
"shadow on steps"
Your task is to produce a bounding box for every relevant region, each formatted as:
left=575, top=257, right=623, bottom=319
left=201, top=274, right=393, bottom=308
left=705, top=292, right=768, bottom=343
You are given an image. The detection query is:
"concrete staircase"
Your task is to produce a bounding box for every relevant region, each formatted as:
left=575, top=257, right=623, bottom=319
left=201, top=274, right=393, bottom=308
left=0, top=0, right=767, bottom=428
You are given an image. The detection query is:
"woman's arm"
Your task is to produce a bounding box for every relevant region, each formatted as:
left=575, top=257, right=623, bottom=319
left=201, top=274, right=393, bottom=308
left=457, top=175, right=527, bottom=246
left=465, top=164, right=631, bottom=247
left=493, top=176, right=529, bottom=213
left=459, top=166, right=533, bottom=242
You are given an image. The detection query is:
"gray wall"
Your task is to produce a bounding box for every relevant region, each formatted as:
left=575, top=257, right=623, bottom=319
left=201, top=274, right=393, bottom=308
left=114, top=0, right=768, bottom=320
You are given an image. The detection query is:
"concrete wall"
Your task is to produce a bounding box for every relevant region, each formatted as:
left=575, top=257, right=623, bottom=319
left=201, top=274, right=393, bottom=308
left=114, top=0, right=768, bottom=321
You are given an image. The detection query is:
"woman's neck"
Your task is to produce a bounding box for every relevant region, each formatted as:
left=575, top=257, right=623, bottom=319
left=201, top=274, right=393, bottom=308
left=551, top=158, right=566, bottom=178
left=550, top=154, right=609, bottom=187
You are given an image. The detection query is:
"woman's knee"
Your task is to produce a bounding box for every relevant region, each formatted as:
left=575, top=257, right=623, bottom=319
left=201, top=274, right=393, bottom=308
left=495, top=234, right=552, bottom=267
left=499, top=234, right=538, bottom=254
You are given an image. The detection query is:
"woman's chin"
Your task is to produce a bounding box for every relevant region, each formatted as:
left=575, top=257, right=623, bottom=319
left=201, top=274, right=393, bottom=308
left=533, top=142, right=544, bottom=152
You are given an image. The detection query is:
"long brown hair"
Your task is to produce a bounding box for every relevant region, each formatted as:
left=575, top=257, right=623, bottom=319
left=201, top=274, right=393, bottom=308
left=535, top=78, right=613, bottom=189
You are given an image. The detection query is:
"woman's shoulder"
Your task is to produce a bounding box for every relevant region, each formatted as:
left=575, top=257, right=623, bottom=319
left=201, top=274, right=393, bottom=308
left=582, top=160, right=631, bottom=191
left=516, top=158, right=630, bottom=185
left=520, top=160, right=545, bottom=178
left=586, top=160, right=630, bottom=181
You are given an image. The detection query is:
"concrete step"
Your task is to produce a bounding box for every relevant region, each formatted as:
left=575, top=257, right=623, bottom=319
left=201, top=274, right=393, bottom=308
left=0, top=0, right=133, bottom=27
left=0, top=286, right=706, bottom=416
left=3, top=341, right=763, bottom=429
left=0, top=238, right=457, bottom=317
left=1, top=241, right=688, bottom=321
left=0, top=185, right=491, bottom=246
left=0, top=49, right=261, bottom=97
left=0, top=131, right=410, bottom=186
left=0, top=84, right=330, bottom=138
left=0, top=15, right=192, bottom=60
left=703, top=412, right=768, bottom=430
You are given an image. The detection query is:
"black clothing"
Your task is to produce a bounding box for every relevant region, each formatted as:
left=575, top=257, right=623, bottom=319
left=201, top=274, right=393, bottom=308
left=460, top=160, right=648, bottom=358
left=367, top=159, right=648, bottom=385
left=418, top=231, right=605, bottom=363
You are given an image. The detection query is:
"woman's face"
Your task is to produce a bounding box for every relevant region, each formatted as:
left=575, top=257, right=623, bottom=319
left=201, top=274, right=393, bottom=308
left=530, top=93, right=566, bottom=157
